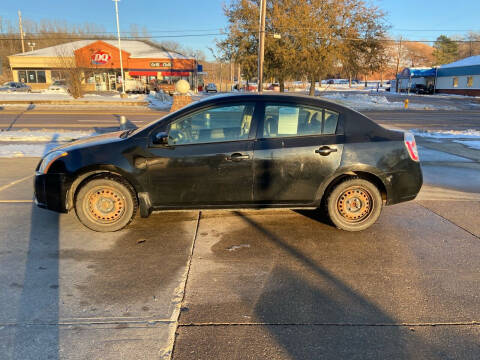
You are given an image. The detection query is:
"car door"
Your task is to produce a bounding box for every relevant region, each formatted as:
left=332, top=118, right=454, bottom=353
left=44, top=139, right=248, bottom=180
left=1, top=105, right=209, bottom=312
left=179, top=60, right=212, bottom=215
left=145, top=102, right=259, bottom=207
left=253, top=101, right=344, bottom=205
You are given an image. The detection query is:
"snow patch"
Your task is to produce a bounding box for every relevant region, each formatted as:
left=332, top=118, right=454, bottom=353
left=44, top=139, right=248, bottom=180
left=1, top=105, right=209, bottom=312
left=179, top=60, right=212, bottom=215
left=0, top=129, right=98, bottom=157
left=0, top=143, right=61, bottom=157
left=147, top=92, right=172, bottom=110
left=320, top=93, right=458, bottom=110
left=453, top=140, right=480, bottom=150
left=411, top=129, right=480, bottom=139
left=0, top=129, right=96, bottom=142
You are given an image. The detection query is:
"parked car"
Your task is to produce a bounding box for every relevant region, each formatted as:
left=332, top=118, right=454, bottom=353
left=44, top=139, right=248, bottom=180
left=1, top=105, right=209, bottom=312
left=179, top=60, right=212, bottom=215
left=0, top=82, right=31, bottom=92
left=205, top=83, right=218, bottom=93
left=267, top=83, right=280, bottom=91
left=34, top=93, right=422, bottom=232
left=409, top=83, right=434, bottom=95
left=48, top=80, right=69, bottom=93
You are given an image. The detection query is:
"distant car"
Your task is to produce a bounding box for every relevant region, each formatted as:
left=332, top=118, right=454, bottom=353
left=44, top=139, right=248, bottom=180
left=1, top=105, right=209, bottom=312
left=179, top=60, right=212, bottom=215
left=409, top=84, right=433, bottom=95
left=48, top=80, right=69, bottom=93
left=0, top=82, right=31, bottom=93
left=205, top=83, right=218, bottom=93
left=267, top=83, right=280, bottom=91
left=34, top=93, right=422, bottom=232
left=327, top=79, right=335, bottom=84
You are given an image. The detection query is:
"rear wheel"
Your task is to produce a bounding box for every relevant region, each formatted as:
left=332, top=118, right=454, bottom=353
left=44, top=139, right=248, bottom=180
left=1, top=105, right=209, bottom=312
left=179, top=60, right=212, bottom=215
left=75, top=176, right=137, bottom=232
left=326, top=178, right=382, bottom=231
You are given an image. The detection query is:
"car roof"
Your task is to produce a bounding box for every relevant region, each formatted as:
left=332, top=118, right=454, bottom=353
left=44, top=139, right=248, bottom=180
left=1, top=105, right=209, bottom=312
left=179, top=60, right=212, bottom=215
left=195, top=92, right=350, bottom=110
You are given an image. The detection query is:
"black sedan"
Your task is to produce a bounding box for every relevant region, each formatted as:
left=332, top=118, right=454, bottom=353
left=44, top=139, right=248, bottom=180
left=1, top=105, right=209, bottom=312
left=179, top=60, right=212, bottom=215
left=34, top=93, right=422, bottom=232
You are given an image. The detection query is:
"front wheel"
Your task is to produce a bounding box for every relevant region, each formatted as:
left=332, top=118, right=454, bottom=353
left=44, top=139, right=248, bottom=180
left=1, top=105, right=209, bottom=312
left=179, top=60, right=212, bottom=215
left=75, top=176, right=137, bottom=232
left=326, top=178, right=382, bottom=231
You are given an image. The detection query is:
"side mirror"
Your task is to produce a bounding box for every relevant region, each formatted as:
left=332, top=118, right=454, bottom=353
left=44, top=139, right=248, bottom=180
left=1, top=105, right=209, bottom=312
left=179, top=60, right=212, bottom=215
left=153, top=131, right=169, bottom=145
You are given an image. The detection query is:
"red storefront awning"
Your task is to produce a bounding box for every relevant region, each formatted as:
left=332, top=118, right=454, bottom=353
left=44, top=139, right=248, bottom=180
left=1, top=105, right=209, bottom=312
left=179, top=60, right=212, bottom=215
left=161, top=71, right=191, bottom=76
left=129, top=71, right=158, bottom=76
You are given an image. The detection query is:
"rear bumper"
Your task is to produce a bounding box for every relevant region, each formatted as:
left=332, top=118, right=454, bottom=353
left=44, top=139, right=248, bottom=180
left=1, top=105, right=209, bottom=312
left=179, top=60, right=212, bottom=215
left=34, top=172, right=69, bottom=213
left=385, top=163, right=423, bottom=205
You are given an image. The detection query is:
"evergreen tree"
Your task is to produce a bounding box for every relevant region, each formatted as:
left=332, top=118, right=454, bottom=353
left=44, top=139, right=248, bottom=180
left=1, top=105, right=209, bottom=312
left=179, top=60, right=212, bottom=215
left=433, top=35, right=459, bottom=65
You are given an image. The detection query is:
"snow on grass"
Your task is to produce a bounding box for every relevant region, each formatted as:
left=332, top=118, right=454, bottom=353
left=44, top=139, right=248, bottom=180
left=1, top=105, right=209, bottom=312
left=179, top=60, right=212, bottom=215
left=147, top=91, right=172, bottom=110
left=453, top=140, right=480, bottom=150
left=411, top=129, right=480, bottom=139
left=0, top=129, right=97, bottom=142
left=0, top=143, right=61, bottom=157
left=319, top=93, right=458, bottom=110
left=0, top=92, right=146, bottom=102
left=0, top=129, right=99, bottom=157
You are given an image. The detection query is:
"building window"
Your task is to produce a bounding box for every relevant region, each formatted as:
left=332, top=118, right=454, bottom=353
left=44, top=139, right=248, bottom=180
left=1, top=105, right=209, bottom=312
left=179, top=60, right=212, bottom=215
left=27, top=70, right=37, bottom=83
left=467, top=76, right=473, bottom=87
left=51, top=70, right=63, bottom=82
left=19, top=70, right=47, bottom=83
left=18, top=70, right=27, bottom=83
left=452, top=77, right=458, bottom=88
left=37, top=71, right=46, bottom=83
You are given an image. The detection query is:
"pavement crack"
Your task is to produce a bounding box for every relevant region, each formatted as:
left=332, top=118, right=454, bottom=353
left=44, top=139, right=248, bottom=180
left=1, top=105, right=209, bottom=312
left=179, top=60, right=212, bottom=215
left=417, top=202, right=480, bottom=240
left=177, top=321, right=480, bottom=327
left=164, top=211, right=201, bottom=360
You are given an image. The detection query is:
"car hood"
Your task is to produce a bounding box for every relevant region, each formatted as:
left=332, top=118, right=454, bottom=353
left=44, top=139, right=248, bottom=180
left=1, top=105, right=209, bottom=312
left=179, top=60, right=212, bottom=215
left=51, top=130, right=125, bottom=152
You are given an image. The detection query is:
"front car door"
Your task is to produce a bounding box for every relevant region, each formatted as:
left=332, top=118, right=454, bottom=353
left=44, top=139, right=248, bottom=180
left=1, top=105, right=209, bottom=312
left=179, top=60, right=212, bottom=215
left=253, top=101, right=344, bottom=205
left=145, top=102, right=259, bottom=207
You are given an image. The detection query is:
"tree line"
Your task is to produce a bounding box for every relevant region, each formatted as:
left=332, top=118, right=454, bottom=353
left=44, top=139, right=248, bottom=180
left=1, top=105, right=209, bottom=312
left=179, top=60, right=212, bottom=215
left=217, top=0, right=480, bottom=92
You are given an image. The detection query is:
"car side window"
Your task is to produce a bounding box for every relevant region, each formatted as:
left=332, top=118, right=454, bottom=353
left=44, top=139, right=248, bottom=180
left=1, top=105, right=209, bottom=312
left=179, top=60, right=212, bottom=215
left=168, top=103, right=255, bottom=145
left=263, top=104, right=338, bottom=138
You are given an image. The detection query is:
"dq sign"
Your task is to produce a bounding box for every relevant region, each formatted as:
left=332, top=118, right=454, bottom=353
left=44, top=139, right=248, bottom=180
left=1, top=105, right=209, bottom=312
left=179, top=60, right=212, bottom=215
left=91, top=51, right=111, bottom=65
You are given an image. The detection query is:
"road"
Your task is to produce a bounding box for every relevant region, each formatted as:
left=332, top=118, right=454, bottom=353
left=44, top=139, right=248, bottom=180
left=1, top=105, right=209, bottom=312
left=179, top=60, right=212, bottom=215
left=0, top=107, right=165, bottom=131
left=1, top=107, right=480, bottom=132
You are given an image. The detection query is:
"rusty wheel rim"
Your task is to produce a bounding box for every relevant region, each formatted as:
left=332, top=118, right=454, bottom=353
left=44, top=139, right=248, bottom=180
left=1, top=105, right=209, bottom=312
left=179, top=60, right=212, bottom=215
left=336, top=186, right=373, bottom=223
left=84, top=186, right=126, bottom=224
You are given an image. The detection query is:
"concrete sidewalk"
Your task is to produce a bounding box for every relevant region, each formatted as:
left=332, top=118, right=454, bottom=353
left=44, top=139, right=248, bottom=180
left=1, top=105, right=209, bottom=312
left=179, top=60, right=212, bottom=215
left=0, top=158, right=479, bottom=359
left=0, top=158, right=198, bottom=359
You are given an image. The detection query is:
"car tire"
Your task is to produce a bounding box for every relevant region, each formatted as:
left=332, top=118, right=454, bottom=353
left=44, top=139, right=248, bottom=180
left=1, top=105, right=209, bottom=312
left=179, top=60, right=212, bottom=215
left=326, top=178, right=382, bottom=232
left=75, top=176, right=137, bottom=232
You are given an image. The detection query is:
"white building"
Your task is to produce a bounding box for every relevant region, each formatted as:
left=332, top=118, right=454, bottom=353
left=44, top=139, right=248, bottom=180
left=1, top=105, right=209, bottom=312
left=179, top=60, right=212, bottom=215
left=436, top=55, right=480, bottom=96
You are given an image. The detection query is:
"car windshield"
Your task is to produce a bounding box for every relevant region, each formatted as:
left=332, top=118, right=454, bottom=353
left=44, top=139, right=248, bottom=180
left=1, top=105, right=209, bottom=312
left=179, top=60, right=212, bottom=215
left=53, top=81, right=65, bottom=85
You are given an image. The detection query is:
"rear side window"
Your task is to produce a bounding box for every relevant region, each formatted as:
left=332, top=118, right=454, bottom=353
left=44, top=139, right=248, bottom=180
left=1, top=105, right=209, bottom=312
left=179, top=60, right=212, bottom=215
left=263, top=104, right=338, bottom=138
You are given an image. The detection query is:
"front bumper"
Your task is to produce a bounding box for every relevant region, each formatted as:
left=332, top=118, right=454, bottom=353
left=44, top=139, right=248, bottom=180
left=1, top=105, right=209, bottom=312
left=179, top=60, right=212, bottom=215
left=34, top=172, right=69, bottom=213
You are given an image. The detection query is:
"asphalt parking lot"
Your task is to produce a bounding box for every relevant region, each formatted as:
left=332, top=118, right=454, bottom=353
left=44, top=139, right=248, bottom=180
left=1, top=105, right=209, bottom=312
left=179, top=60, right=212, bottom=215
left=0, top=150, right=479, bottom=359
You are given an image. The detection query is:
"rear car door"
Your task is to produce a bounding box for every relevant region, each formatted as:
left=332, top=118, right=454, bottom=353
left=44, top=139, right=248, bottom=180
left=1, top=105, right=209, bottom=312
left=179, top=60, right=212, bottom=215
left=146, top=102, right=258, bottom=207
left=253, top=101, right=343, bottom=205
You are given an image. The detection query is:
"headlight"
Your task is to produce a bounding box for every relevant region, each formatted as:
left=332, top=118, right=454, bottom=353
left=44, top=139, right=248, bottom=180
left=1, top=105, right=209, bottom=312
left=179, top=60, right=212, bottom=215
left=38, top=151, right=68, bottom=174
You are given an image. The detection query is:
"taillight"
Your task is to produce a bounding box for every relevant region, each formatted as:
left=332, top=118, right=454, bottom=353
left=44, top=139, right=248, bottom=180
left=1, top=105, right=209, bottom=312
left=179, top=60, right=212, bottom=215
left=404, top=132, right=419, bottom=161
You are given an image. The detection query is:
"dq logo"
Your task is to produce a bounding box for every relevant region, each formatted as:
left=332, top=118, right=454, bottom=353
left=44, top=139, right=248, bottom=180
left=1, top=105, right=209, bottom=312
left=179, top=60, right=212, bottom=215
left=91, top=51, right=111, bottom=65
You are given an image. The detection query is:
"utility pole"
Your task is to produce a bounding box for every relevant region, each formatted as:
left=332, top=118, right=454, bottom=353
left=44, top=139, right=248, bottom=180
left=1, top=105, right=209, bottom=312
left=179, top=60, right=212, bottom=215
left=257, top=0, right=266, bottom=93
left=395, top=37, right=402, bottom=93
left=230, top=61, right=234, bottom=90
left=18, top=10, right=25, bottom=53
left=113, top=0, right=126, bottom=96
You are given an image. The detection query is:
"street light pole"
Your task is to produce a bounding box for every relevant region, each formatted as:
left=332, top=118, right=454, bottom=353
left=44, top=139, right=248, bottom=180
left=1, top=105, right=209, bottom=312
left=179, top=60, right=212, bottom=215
left=257, top=0, right=266, bottom=93
left=113, top=0, right=126, bottom=95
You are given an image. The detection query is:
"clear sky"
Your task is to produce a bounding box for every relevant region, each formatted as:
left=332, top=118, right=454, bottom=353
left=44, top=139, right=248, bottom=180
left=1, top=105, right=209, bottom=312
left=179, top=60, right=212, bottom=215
left=2, top=0, right=480, bottom=59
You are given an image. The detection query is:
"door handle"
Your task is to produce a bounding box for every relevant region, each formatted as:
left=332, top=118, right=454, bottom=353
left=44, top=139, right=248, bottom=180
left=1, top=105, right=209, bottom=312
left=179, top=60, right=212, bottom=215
left=227, top=153, right=250, bottom=161
left=315, top=146, right=338, bottom=156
